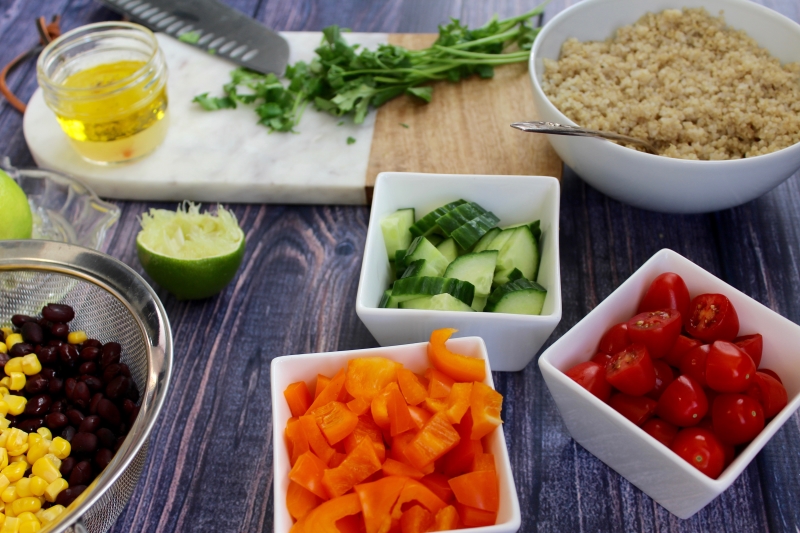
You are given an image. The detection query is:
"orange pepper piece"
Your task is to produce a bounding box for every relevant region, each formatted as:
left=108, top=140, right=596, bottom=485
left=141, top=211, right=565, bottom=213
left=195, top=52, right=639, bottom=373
left=400, top=505, right=433, bottom=533
left=347, top=397, right=370, bottom=416
left=390, top=479, right=447, bottom=520
left=334, top=514, right=366, bottom=533
left=288, top=451, right=329, bottom=500
left=472, top=453, right=496, bottom=473
left=470, top=381, right=503, bottom=440
left=315, top=374, right=331, bottom=399
left=420, top=473, right=453, bottom=504
left=405, top=412, right=461, bottom=470
left=442, top=438, right=483, bottom=477
left=354, top=475, right=407, bottom=533
left=310, top=401, right=359, bottom=445
left=448, top=470, right=499, bottom=512
left=433, top=505, right=460, bottom=530
left=322, top=436, right=383, bottom=498
left=343, top=415, right=386, bottom=463
left=286, top=418, right=310, bottom=466
left=345, top=356, right=401, bottom=400
left=381, top=458, right=425, bottom=480
left=286, top=480, right=321, bottom=521
left=427, top=328, right=487, bottom=382
left=423, top=396, right=447, bottom=414
left=299, top=415, right=336, bottom=466
left=308, top=368, right=346, bottom=412
left=408, top=405, right=431, bottom=430
left=444, top=382, right=473, bottom=424
left=284, top=381, right=313, bottom=417
left=397, top=368, right=428, bottom=405
left=424, top=368, right=454, bottom=399
left=297, top=492, right=363, bottom=533
left=455, top=502, right=497, bottom=527
left=371, top=382, right=400, bottom=431
left=388, top=386, right=415, bottom=437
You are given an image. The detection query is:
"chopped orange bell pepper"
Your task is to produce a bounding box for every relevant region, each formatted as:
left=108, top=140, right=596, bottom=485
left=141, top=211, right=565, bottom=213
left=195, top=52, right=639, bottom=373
left=315, top=374, right=331, bottom=399
left=346, top=356, right=401, bottom=400
left=472, top=453, right=496, bottom=473
left=433, top=505, right=460, bottom=530
left=297, top=492, right=363, bottom=533
left=308, top=368, right=346, bottom=412
left=449, top=470, right=499, bottom=512
left=408, top=405, right=431, bottom=430
left=423, top=396, right=447, bottom=414
left=289, top=451, right=329, bottom=500
left=424, top=368, right=454, bottom=399
left=322, top=436, right=382, bottom=498
left=343, top=415, right=386, bottom=463
left=335, top=514, right=366, bottom=533
left=287, top=480, right=321, bottom=521
left=286, top=418, right=310, bottom=466
left=390, top=432, right=433, bottom=475
left=382, top=458, right=424, bottom=480
left=400, top=505, right=433, bottom=533
left=427, top=328, right=486, bottom=382
left=391, top=479, right=447, bottom=520
left=388, top=386, right=416, bottom=437
left=397, top=368, right=428, bottom=405
left=330, top=452, right=348, bottom=468
left=347, top=397, right=370, bottom=416
left=371, top=382, right=400, bottom=431
left=420, top=473, right=453, bottom=504
left=354, top=475, right=407, bottom=533
left=299, top=415, right=336, bottom=466
left=310, top=401, right=359, bottom=445
left=442, top=438, right=482, bottom=477
left=455, top=502, right=497, bottom=527
left=470, top=381, right=503, bottom=440
left=444, top=382, right=473, bottom=424
left=285, top=381, right=313, bottom=418
left=405, top=412, right=461, bottom=470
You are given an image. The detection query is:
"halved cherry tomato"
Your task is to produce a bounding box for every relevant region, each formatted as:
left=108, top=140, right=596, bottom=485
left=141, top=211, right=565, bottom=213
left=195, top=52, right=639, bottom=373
left=663, top=335, right=702, bottom=368
left=646, top=360, right=675, bottom=400
left=608, top=394, right=657, bottom=426
left=598, top=323, right=630, bottom=355
left=705, top=341, right=756, bottom=393
left=565, top=361, right=612, bottom=402
left=679, top=344, right=710, bottom=388
left=590, top=352, right=613, bottom=367
left=641, top=418, right=678, bottom=448
left=656, top=375, right=708, bottom=427
left=734, top=334, right=763, bottom=368
left=671, top=427, right=726, bottom=479
left=605, top=344, right=656, bottom=396
left=685, top=294, right=739, bottom=342
left=637, top=272, right=690, bottom=318
left=626, top=309, right=682, bottom=359
left=712, top=394, right=765, bottom=446
left=760, top=368, right=783, bottom=384
left=746, top=372, right=788, bottom=419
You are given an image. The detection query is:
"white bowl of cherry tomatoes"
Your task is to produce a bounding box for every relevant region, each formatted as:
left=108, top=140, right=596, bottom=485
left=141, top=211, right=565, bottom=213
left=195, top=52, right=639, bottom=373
left=538, top=248, right=800, bottom=519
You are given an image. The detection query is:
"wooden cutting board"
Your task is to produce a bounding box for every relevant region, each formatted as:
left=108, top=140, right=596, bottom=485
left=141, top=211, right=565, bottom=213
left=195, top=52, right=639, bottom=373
left=24, top=32, right=561, bottom=205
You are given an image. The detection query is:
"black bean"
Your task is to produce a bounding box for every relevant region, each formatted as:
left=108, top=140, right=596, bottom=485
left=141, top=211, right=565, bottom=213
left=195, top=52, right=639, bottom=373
left=100, top=343, right=121, bottom=368
left=49, top=323, right=69, bottom=339
left=72, top=382, right=90, bottom=409
left=79, top=415, right=101, bottom=434
left=80, top=346, right=100, bottom=361
left=81, top=375, right=103, bottom=393
left=49, top=400, right=65, bottom=414
left=128, top=381, right=140, bottom=402
left=43, top=304, right=75, bottom=323
left=118, top=363, right=131, bottom=378
left=25, top=374, right=48, bottom=395
left=60, top=457, right=76, bottom=478
left=58, top=344, right=79, bottom=365
left=121, top=399, right=136, bottom=415
left=89, top=393, right=104, bottom=415
left=45, top=412, right=68, bottom=429
left=48, top=377, right=64, bottom=395
left=21, top=322, right=43, bottom=344
left=61, top=426, right=76, bottom=442
left=78, top=362, right=97, bottom=375
left=9, top=343, right=33, bottom=357
left=70, top=433, right=97, bottom=454
left=94, top=448, right=113, bottom=471
left=40, top=367, right=56, bottom=379
left=66, top=409, right=85, bottom=427
left=0, top=353, right=8, bottom=369
left=11, top=315, right=35, bottom=327
left=24, top=395, right=51, bottom=416
left=56, top=485, right=86, bottom=507
left=37, top=346, right=58, bottom=366
left=47, top=339, right=64, bottom=348
left=64, top=378, right=77, bottom=400
left=96, top=399, right=121, bottom=426
left=69, top=461, right=92, bottom=486
left=96, top=428, right=116, bottom=449
left=17, top=418, right=44, bottom=432
left=102, top=364, right=121, bottom=384
left=83, top=339, right=102, bottom=348
left=105, top=376, right=130, bottom=400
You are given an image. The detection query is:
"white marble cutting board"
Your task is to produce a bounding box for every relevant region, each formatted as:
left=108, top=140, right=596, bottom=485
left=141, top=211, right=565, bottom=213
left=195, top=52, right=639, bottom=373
left=24, top=32, right=388, bottom=204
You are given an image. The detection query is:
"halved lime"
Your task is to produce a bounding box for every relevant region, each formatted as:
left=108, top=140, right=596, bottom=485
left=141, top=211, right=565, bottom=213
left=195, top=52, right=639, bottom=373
left=0, top=169, right=33, bottom=240
left=136, top=202, right=245, bottom=300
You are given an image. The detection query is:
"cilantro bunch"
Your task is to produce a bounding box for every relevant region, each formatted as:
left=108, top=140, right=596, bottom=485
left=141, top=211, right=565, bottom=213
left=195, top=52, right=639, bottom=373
left=193, top=5, right=545, bottom=133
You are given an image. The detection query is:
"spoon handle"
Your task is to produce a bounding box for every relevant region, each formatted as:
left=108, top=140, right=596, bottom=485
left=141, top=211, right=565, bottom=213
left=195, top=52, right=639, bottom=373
left=511, top=121, right=657, bottom=154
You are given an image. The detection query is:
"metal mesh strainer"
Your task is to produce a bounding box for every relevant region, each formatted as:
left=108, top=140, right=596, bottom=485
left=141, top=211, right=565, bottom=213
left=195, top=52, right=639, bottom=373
left=0, top=240, right=172, bottom=533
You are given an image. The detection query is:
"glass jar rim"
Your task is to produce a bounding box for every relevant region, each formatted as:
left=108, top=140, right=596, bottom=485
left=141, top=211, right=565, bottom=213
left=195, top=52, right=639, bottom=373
left=36, top=21, right=161, bottom=94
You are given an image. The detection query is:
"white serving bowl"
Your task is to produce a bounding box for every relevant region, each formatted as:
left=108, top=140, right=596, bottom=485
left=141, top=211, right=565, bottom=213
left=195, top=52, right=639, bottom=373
left=529, top=0, right=800, bottom=213
left=356, top=172, right=562, bottom=372
left=538, top=248, right=800, bottom=518
left=271, top=337, right=521, bottom=533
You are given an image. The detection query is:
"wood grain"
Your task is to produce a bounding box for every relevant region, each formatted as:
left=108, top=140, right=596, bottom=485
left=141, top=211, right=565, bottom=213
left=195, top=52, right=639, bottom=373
left=365, top=33, right=562, bottom=201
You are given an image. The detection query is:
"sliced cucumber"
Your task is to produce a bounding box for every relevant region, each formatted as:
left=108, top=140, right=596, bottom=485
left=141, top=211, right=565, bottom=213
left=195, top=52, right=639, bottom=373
left=485, top=278, right=547, bottom=315
left=507, top=268, right=524, bottom=282
left=399, top=293, right=475, bottom=312
left=493, top=226, right=538, bottom=286
left=435, top=202, right=488, bottom=236
left=436, top=238, right=459, bottom=263
left=471, top=295, right=488, bottom=312
left=379, top=289, right=397, bottom=308
left=472, top=227, right=501, bottom=253
left=450, top=212, right=501, bottom=250
left=426, top=234, right=444, bottom=247
left=401, top=259, right=441, bottom=279
left=394, top=249, right=408, bottom=277
left=390, top=276, right=475, bottom=306
left=443, top=251, right=498, bottom=297
left=409, top=200, right=466, bottom=237
left=380, top=208, right=415, bottom=258
left=485, top=228, right=515, bottom=253
left=529, top=220, right=541, bottom=243
left=403, top=237, right=450, bottom=277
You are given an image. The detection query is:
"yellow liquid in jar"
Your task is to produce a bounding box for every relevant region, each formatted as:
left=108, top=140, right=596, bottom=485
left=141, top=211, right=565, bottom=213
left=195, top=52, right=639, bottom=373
left=55, top=60, right=168, bottom=164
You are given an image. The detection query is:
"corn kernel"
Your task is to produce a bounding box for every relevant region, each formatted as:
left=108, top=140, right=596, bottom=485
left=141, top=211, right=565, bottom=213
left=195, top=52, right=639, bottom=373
left=0, top=475, right=10, bottom=494
left=0, top=451, right=6, bottom=472
left=33, top=430, right=49, bottom=442
left=25, top=437, right=47, bottom=467
left=19, top=519, right=39, bottom=533
left=42, top=479, right=67, bottom=504
left=24, top=480, right=44, bottom=501
left=2, top=361, right=20, bottom=377
left=0, top=431, right=9, bottom=449
left=0, top=404, right=8, bottom=419
left=11, top=481, right=28, bottom=500
left=3, top=398, right=25, bottom=418
left=0, top=344, right=5, bottom=355
left=6, top=459, right=23, bottom=467
left=67, top=331, right=87, bottom=345
left=30, top=458, right=59, bottom=485
left=1, top=516, right=18, bottom=532
left=0, top=383, right=8, bottom=393
left=0, top=421, right=8, bottom=432
left=18, top=357, right=39, bottom=378
left=15, top=513, right=34, bottom=524
left=1, top=463, right=26, bottom=484
left=5, top=376, right=23, bottom=394
left=2, top=506, right=13, bottom=519
left=0, top=327, right=11, bottom=340
left=0, top=390, right=8, bottom=399
left=3, top=336, right=21, bottom=350
left=10, top=499, right=39, bottom=516
left=1, top=486, right=16, bottom=504
left=47, top=439, right=69, bottom=462
left=37, top=506, right=63, bottom=525
left=4, top=431, right=26, bottom=458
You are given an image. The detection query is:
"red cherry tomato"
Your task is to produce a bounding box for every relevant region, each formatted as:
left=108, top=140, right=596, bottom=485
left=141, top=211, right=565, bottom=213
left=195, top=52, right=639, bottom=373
left=606, top=344, right=656, bottom=396
left=705, top=341, right=756, bottom=393
left=642, top=418, right=679, bottom=448
left=734, top=334, right=763, bottom=368
left=759, top=368, right=782, bottom=384
left=656, top=375, right=708, bottom=427
left=746, top=372, right=788, bottom=419
left=590, top=352, right=613, bottom=367
left=565, top=361, right=612, bottom=402
left=646, top=360, right=675, bottom=400
left=685, top=294, right=739, bottom=342
left=626, top=309, right=682, bottom=359
left=598, top=323, right=630, bottom=355
left=609, top=394, right=658, bottom=426
left=637, top=272, right=690, bottom=318
left=663, top=335, right=702, bottom=368
left=712, top=394, right=765, bottom=446
left=671, top=427, right=726, bottom=479
left=679, top=344, right=711, bottom=388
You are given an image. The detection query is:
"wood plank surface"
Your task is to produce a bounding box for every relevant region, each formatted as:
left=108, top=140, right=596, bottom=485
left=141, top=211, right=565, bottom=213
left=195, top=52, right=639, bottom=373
left=1, top=1, right=800, bottom=532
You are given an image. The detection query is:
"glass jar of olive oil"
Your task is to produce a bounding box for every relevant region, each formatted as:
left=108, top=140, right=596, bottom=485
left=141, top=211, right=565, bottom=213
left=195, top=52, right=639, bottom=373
left=37, top=22, right=169, bottom=164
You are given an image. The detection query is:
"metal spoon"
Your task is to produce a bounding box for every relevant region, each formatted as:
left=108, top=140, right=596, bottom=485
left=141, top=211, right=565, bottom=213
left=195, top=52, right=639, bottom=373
left=511, top=121, right=658, bottom=155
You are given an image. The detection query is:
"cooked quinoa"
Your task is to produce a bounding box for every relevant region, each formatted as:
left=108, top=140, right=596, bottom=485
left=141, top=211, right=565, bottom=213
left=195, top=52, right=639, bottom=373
left=541, top=8, right=800, bottom=160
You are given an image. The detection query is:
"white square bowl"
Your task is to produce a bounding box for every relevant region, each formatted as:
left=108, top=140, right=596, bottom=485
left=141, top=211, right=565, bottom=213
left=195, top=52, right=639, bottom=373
left=538, top=248, right=800, bottom=519
left=271, top=337, right=521, bottom=533
left=356, top=172, right=562, bottom=372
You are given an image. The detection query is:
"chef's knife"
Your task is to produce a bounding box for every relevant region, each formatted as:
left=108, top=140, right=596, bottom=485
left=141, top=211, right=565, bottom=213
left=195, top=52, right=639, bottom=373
left=96, top=0, right=289, bottom=74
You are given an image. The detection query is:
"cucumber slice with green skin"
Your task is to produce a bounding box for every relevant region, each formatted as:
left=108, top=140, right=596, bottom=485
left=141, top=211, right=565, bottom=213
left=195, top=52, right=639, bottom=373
left=493, top=226, right=538, bottom=286
left=390, top=276, right=475, bottom=306
left=507, top=268, right=524, bottom=282
left=379, top=289, right=397, bottom=308
left=529, top=220, right=541, bottom=243
left=443, top=250, right=498, bottom=297
left=436, top=238, right=459, bottom=263
left=471, top=295, right=488, bottom=312
left=426, top=234, right=444, bottom=247
left=472, top=227, right=501, bottom=253
left=485, top=278, right=547, bottom=315
left=380, top=208, right=415, bottom=258
left=435, top=202, right=488, bottom=236
left=401, top=259, right=441, bottom=279
left=400, top=293, right=476, bottom=312
left=403, top=237, right=450, bottom=277
left=450, top=212, right=501, bottom=250
left=485, top=228, right=515, bottom=253
left=394, top=249, right=407, bottom=277
left=409, top=200, right=466, bottom=237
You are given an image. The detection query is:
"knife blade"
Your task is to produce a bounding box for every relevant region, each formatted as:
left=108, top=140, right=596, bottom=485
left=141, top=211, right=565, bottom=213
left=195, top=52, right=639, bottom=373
left=96, top=0, right=289, bottom=74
